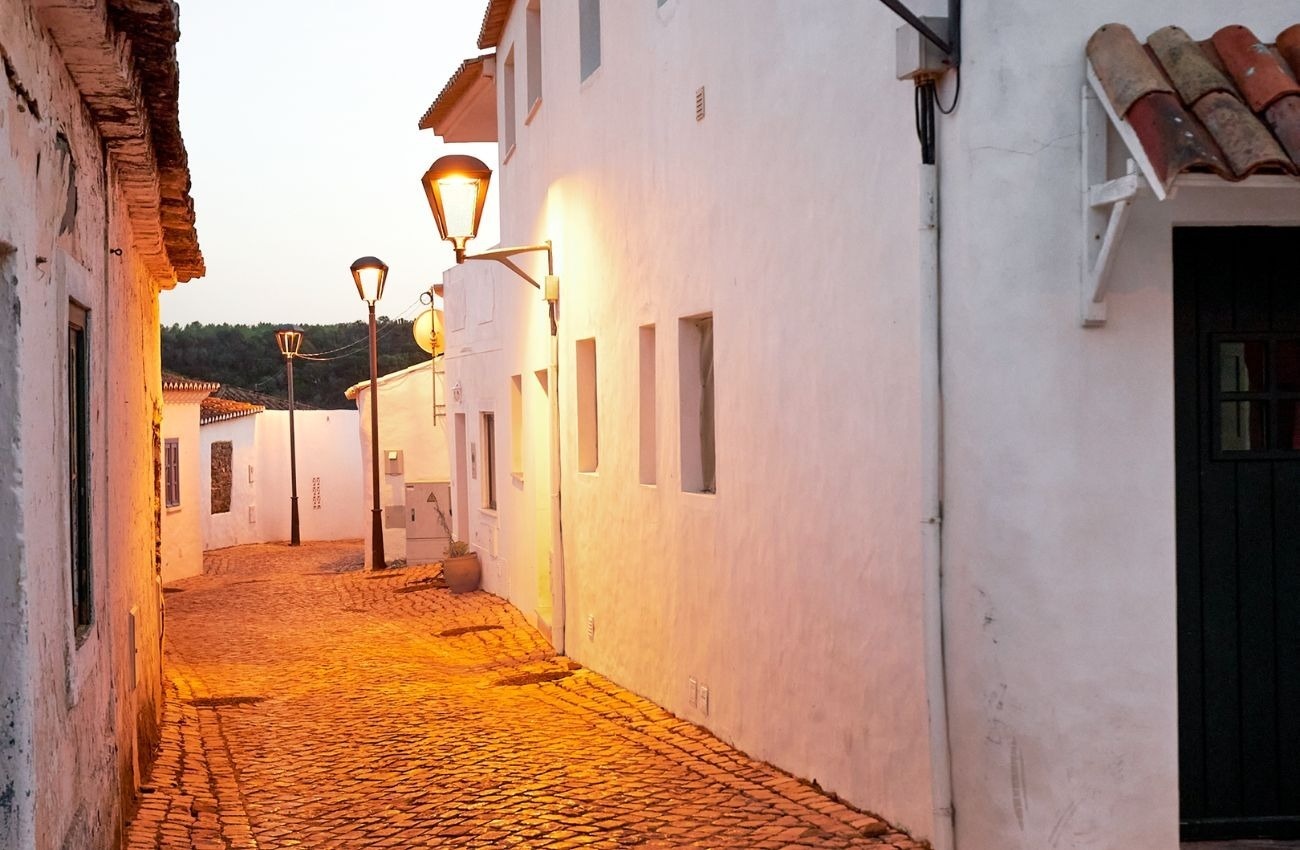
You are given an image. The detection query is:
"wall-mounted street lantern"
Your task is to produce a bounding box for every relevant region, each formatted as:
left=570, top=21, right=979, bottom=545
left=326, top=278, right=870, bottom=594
left=274, top=327, right=304, bottom=546
left=420, top=153, right=568, bottom=650
left=350, top=255, right=389, bottom=570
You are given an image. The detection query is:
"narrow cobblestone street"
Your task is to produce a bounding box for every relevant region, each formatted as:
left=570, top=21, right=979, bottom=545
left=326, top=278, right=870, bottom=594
left=124, top=542, right=923, bottom=849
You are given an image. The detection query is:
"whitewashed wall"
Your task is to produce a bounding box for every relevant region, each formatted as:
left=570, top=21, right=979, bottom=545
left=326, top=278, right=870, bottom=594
left=939, top=4, right=1300, bottom=850
left=442, top=0, right=937, bottom=837
left=198, top=410, right=364, bottom=550
left=0, top=0, right=171, bottom=844
left=160, top=394, right=207, bottom=582
left=353, top=361, right=451, bottom=567
left=199, top=415, right=260, bottom=550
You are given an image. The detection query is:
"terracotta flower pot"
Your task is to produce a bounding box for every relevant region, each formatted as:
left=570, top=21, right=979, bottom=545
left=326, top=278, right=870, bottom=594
left=443, top=552, right=481, bottom=594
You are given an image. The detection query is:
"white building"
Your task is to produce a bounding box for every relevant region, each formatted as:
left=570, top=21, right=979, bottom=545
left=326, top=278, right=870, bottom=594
left=0, top=0, right=204, bottom=846
left=347, top=359, right=452, bottom=568
left=423, top=2, right=1300, bottom=849
left=160, top=374, right=219, bottom=583
left=199, top=392, right=364, bottom=551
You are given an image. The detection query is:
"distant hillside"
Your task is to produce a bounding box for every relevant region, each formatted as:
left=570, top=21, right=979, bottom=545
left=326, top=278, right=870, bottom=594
left=161, top=320, right=430, bottom=409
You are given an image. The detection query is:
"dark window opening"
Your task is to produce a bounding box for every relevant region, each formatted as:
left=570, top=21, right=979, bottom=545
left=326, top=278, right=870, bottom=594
left=68, top=303, right=92, bottom=639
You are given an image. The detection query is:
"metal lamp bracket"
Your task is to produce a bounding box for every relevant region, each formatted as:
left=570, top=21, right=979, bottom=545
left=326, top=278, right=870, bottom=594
left=463, top=240, right=556, bottom=300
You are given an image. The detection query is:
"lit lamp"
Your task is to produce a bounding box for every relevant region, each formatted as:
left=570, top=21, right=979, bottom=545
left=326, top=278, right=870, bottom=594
left=420, top=154, right=568, bottom=648
left=350, top=255, right=389, bottom=570
left=274, top=327, right=304, bottom=546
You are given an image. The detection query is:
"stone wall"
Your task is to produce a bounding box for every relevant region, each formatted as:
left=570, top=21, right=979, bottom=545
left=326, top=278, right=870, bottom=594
left=210, top=441, right=233, bottom=514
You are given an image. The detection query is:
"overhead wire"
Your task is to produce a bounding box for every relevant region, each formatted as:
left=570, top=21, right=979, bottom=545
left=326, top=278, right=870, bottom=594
left=293, top=295, right=426, bottom=362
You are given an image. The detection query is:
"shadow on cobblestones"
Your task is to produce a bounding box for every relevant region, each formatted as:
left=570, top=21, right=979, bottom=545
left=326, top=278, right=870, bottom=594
left=126, top=541, right=923, bottom=850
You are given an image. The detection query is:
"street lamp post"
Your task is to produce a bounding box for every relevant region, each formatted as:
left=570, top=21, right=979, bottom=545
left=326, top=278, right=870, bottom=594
left=420, top=154, right=568, bottom=650
left=274, top=327, right=304, bottom=546
left=350, top=256, right=389, bottom=571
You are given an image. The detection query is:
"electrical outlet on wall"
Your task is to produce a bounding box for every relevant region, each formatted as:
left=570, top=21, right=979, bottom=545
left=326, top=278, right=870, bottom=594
left=699, top=685, right=710, bottom=716
left=688, top=677, right=698, bottom=707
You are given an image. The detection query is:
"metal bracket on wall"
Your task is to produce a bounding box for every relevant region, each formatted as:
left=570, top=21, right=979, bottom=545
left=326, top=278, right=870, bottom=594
left=1081, top=83, right=1148, bottom=327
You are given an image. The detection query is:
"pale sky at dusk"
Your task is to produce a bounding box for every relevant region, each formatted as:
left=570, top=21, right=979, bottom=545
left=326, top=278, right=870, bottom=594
left=161, top=0, right=500, bottom=326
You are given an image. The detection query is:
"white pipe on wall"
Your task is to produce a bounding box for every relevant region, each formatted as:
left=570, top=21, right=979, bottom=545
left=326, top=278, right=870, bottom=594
left=548, top=325, right=566, bottom=653
left=919, top=161, right=956, bottom=850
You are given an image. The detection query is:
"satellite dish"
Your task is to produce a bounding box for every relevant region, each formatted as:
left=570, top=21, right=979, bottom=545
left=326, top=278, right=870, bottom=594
left=412, top=308, right=445, bottom=355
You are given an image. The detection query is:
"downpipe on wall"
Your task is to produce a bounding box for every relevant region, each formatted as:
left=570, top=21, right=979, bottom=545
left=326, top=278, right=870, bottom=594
left=919, top=159, right=956, bottom=850
left=548, top=301, right=566, bottom=654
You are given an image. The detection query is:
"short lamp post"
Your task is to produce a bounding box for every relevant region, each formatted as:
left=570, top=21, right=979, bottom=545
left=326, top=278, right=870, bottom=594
left=274, top=327, right=304, bottom=546
left=351, top=255, right=389, bottom=570
left=420, top=154, right=568, bottom=649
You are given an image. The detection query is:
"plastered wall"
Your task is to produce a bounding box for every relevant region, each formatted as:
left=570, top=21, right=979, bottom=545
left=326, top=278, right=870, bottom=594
left=1, top=1, right=170, bottom=845
left=160, top=395, right=206, bottom=582
left=353, top=361, right=451, bottom=567
left=442, top=0, right=936, bottom=837
left=939, top=4, right=1300, bottom=849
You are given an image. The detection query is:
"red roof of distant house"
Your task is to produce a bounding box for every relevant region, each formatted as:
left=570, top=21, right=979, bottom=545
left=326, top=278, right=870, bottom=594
left=1087, top=23, right=1300, bottom=193
left=200, top=397, right=263, bottom=425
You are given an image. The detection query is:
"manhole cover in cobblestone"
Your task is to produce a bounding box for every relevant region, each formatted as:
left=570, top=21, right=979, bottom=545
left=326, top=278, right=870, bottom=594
left=188, top=696, right=267, bottom=708
left=494, top=670, right=574, bottom=687
left=438, top=625, right=504, bottom=637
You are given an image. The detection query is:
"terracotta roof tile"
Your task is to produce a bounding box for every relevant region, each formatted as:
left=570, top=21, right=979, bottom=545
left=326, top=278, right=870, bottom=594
left=1278, top=25, right=1300, bottom=77
left=1088, top=24, right=1175, bottom=116
left=417, top=54, right=497, bottom=141
left=1210, top=25, right=1300, bottom=112
left=213, top=384, right=317, bottom=411
left=1088, top=22, right=1300, bottom=188
left=1148, top=27, right=1238, bottom=105
left=477, top=0, right=513, bottom=50
left=200, top=397, right=263, bottom=425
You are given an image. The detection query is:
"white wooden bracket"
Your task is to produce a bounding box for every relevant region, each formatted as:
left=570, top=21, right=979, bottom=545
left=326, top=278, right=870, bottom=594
left=1081, top=78, right=1150, bottom=327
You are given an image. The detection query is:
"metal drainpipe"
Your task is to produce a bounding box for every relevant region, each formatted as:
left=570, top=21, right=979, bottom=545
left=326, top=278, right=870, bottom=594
left=547, top=283, right=566, bottom=654
left=919, top=154, right=956, bottom=850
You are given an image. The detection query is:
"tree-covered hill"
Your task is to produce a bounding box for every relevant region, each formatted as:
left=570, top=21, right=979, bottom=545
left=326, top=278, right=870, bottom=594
left=161, top=320, right=430, bottom=409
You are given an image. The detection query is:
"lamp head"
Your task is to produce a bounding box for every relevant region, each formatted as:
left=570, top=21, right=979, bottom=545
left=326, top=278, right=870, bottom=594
left=421, top=155, right=492, bottom=262
left=350, top=256, right=389, bottom=304
left=274, top=327, right=304, bottom=358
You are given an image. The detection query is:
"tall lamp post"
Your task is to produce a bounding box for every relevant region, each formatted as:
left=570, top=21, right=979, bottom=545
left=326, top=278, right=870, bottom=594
left=420, top=154, right=568, bottom=650
left=351, top=256, right=389, bottom=570
left=274, top=327, right=304, bottom=546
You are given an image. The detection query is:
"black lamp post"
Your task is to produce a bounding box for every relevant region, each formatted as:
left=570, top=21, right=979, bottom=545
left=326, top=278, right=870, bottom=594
left=351, top=255, right=388, bottom=570
left=274, top=328, right=304, bottom=545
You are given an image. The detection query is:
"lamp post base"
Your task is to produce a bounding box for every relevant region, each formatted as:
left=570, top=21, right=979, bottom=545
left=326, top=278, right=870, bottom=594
left=370, top=508, right=385, bottom=570
left=290, top=496, right=300, bottom=546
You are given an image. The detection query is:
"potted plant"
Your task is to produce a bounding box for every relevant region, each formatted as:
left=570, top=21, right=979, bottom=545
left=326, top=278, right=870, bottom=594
left=442, top=539, right=481, bottom=594
left=429, top=490, right=480, bottom=594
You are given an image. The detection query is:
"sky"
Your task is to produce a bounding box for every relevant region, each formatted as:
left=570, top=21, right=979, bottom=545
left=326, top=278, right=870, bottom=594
left=162, top=0, right=501, bottom=326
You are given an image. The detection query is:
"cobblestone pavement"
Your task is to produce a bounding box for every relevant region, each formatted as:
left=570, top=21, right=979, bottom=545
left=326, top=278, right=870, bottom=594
left=125, top=541, right=924, bottom=850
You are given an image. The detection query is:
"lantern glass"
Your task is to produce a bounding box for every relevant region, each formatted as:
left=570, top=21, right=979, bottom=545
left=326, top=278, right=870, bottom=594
left=422, top=155, right=492, bottom=260
left=350, top=256, right=389, bottom=303
left=275, top=328, right=303, bottom=357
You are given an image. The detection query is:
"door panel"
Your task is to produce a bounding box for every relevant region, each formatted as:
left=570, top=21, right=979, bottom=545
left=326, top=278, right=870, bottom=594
left=1176, top=227, right=1300, bottom=841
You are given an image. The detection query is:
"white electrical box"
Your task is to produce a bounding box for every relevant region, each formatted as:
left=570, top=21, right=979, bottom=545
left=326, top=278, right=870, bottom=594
left=896, top=17, right=951, bottom=81
left=405, top=481, right=452, bottom=563
left=384, top=449, right=404, bottom=476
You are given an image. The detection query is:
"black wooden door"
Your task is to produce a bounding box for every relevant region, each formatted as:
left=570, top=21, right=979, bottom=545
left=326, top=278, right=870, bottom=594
left=1176, top=226, right=1300, bottom=841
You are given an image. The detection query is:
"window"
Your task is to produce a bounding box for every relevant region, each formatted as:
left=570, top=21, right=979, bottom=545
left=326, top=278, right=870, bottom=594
left=679, top=315, right=715, bottom=493
left=482, top=412, right=497, bottom=510
left=210, top=441, right=232, bottom=514
left=525, top=0, right=543, bottom=117
left=1215, top=336, right=1300, bottom=457
left=503, top=46, right=517, bottom=155
left=579, top=0, right=601, bottom=81
left=639, top=325, right=657, bottom=484
left=68, top=303, right=92, bottom=636
left=510, top=374, right=524, bottom=477
left=576, top=338, right=599, bottom=472
left=164, top=438, right=180, bottom=508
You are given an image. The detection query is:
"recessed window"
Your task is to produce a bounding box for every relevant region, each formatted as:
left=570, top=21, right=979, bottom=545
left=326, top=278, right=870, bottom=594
left=525, top=0, right=543, bottom=117
left=211, top=441, right=232, bottom=514
left=579, top=0, right=601, bottom=81
left=576, top=338, right=599, bottom=472
left=510, top=374, right=524, bottom=477
left=639, top=325, right=656, bottom=485
left=482, top=412, right=497, bottom=509
left=503, top=46, right=517, bottom=155
left=1215, top=336, right=1300, bottom=456
left=679, top=315, right=715, bottom=493
left=164, top=438, right=180, bottom=508
left=68, top=303, right=92, bottom=636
